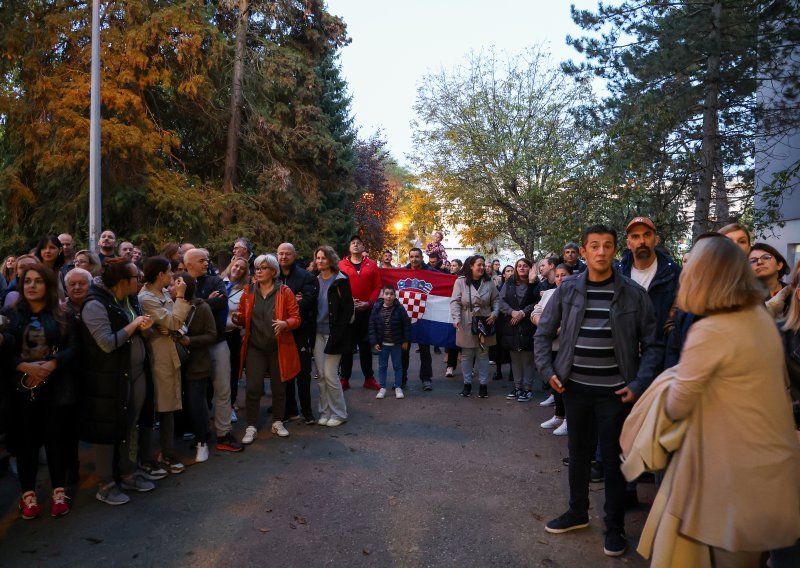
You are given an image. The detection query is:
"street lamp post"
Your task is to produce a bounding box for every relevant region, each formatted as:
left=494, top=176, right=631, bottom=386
left=393, top=222, right=403, bottom=267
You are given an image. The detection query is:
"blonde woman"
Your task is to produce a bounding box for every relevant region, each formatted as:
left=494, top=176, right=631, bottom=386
left=652, top=237, right=800, bottom=565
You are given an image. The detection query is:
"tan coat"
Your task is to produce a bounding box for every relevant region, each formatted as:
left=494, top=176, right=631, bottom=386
left=450, top=277, right=499, bottom=349
left=138, top=287, right=192, bottom=412
left=664, top=306, right=800, bottom=552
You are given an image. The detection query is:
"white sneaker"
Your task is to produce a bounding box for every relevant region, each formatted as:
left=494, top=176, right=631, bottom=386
left=271, top=421, right=289, bottom=437
left=242, top=425, right=258, bottom=444
left=376, top=388, right=387, bottom=399
left=541, top=416, right=564, bottom=429
left=195, top=443, right=209, bottom=463
left=317, top=417, right=329, bottom=426
left=539, top=394, right=556, bottom=407
left=553, top=420, right=568, bottom=436
left=327, top=417, right=346, bottom=427
left=395, top=387, right=404, bottom=399
left=445, top=367, right=454, bottom=377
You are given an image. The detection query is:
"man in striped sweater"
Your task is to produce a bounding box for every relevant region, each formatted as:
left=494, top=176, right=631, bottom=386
left=533, top=224, right=662, bottom=558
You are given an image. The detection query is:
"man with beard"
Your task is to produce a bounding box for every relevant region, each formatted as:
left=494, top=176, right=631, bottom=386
left=380, top=250, right=394, bottom=269
left=97, top=230, right=118, bottom=264
left=619, top=216, right=680, bottom=342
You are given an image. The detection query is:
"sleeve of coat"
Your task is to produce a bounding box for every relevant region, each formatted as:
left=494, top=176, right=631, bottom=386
left=187, top=304, right=218, bottom=349
left=367, top=306, right=379, bottom=346
left=665, top=318, right=727, bottom=421
left=339, top=278, right=355, bottom=324
left=298, top=271, right=317, bottom=314
left=283, top=287, right=301, bottom=331
left=490, top=285, right=500, bottom=318
left=533, top=286, right=562, bottom=380
left=139, top=293, right=191, bottom=331
left=450, top=279, right=463, bottom=326
left=498, top=285, right=514, bottom=316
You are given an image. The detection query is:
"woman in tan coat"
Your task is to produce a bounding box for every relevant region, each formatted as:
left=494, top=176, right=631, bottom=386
left=663, top=237, right=800, bottom=567
left=450, top=255, right=499, bottom=398
left=138, top=256, right=190, bottom=474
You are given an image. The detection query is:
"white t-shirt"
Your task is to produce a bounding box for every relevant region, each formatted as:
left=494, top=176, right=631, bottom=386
left=631, top=258, right=658, bottom=291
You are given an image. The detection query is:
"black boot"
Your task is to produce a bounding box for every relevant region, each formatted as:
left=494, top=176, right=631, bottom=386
left=478, top=384, right=488, bottom=398
left=460, top=383, right=472, bottom=397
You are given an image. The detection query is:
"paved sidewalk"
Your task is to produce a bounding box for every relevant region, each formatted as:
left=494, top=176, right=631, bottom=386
left=0, top=353, right=650, bottom=567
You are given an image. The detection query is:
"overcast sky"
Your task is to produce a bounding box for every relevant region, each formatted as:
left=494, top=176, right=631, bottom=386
left=326, top=0, right=602, bottom=169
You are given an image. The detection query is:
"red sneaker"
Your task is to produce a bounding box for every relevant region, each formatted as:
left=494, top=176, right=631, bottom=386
left=51, top=487, right=70, bottom=517
left=363, top=376, right=381, bottom=391
left=340, top=377, right=351, bottom=391
left=19, top=491, right=41, bottom=520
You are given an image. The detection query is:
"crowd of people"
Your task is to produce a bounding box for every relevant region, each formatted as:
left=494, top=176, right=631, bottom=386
left=0, top=220, right=798, bottom=566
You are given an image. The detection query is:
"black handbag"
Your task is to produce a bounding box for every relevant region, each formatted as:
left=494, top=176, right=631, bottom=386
left=174, top=305, right=197, bottom=365
left=468, top=282, right=495, bottom=337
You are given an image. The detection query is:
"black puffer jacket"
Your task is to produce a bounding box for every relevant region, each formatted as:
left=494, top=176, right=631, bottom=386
left=277, top=262, right=318, bottom=349
left=498, top=280, right=539, bottom=351
left=368, top=299, right=411, bottom=346
left=310, top=272, right=355, bottom=355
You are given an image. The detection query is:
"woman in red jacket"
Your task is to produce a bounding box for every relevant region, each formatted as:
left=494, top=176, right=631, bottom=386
left=233, top=254, right=300, bottom=444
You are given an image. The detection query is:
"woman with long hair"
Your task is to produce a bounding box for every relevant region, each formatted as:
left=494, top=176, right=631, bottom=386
left=646, top=237, right=800, bottom=565
left=0, top=264, right=78, bottom=519
left=34, top=235, right=65, bottom=273
left=2, top=255, right=16, bottom=283
left=2, top=254, right=38, bottom=308
left=80, top=258, right=156, bottom=505
left=311, top=245, right=352, bottom=427
left=450, top=255, right=500, bottom=398
left=499, top=258, right=539, bottom=402
left=224, top=256, right=250, bottom=416
left=233, top=254, right=301, bottom=443
left=138, top=256, right=191, bottom=473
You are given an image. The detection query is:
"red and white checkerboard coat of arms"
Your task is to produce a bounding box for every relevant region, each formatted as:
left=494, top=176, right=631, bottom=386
left=396, top=277, right=434, bottom=323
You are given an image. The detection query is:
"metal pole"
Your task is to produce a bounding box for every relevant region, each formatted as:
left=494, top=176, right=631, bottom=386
left=89, top=0, right=102, bottom=253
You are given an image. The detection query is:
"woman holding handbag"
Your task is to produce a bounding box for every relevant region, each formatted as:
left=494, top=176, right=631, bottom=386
left=138, top=256, right=190, bottom=474
left=233, top=254, right=301, bottom=444
left=450, top=255, right=499, bottom=398
left=1, top=264, right=78, bottom=519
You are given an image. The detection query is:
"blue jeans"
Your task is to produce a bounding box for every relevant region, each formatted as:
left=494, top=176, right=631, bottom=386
left=377, top=344, right=403, bottom=388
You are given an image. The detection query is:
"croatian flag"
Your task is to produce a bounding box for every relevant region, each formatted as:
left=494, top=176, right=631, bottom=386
left=380, top=269, right=457, bottom=349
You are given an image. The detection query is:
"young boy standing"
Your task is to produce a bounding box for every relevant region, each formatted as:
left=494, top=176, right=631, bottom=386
left=368, top=286, right=411, bottom=399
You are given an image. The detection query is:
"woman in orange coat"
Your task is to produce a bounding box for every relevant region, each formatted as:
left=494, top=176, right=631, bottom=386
left=233, top=254, right=300, bottom=444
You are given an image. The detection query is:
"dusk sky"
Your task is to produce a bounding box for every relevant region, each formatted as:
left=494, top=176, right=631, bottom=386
left=326, top=0, right=603, bottom=169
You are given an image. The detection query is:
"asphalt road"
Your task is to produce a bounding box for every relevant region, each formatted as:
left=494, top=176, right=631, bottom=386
left=0, top=352, right=651, bottom=567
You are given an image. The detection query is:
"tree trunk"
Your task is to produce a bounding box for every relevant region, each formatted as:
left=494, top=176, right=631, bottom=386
left=712, top=145, right=729, bottom=227
left=222, top=0, right=248, bottom=223
left=692, top=1, right=721, bottom=239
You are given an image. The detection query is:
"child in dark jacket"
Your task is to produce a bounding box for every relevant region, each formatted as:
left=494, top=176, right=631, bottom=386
left=368, top=286, right=411, bottom=399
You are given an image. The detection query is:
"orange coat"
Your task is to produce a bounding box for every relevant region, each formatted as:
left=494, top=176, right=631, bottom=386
left=237, top=284, right=301, bottom=382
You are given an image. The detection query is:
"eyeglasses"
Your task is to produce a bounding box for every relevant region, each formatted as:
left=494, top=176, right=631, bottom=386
left=748, top=254, right=774, bottom=265
left=255, top=266, right=272, bottom=272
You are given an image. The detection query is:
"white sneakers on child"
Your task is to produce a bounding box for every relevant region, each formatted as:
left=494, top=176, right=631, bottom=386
left=376, top=388, right=387, bottom=399
left=395, top=387, right=404, bottom=399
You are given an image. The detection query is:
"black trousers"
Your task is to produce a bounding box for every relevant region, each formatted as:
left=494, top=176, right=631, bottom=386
left=12, top=395, right=72, bottom=493
left=340, top=310, right=374, bottom=380
left=401, top=344, right=433, bottom=382
left=563, top=383, right=629, bottom=532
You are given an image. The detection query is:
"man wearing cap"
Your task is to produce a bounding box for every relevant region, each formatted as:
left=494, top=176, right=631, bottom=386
left=562, top=243, right=586, bottom=274
left=339, top=235, right=382, bottom=391
left=619, top=216, right=680, bottom=343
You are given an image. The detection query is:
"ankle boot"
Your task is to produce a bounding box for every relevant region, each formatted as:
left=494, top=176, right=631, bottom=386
left=478, top=384, right=488, bottom=398
left=460, top=383, right=472, bottom=397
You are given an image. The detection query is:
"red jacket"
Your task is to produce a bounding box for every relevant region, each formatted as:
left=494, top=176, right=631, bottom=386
left=339, top=256, right=381, bottom=306
left=237, top=284, right=301, bottom=382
